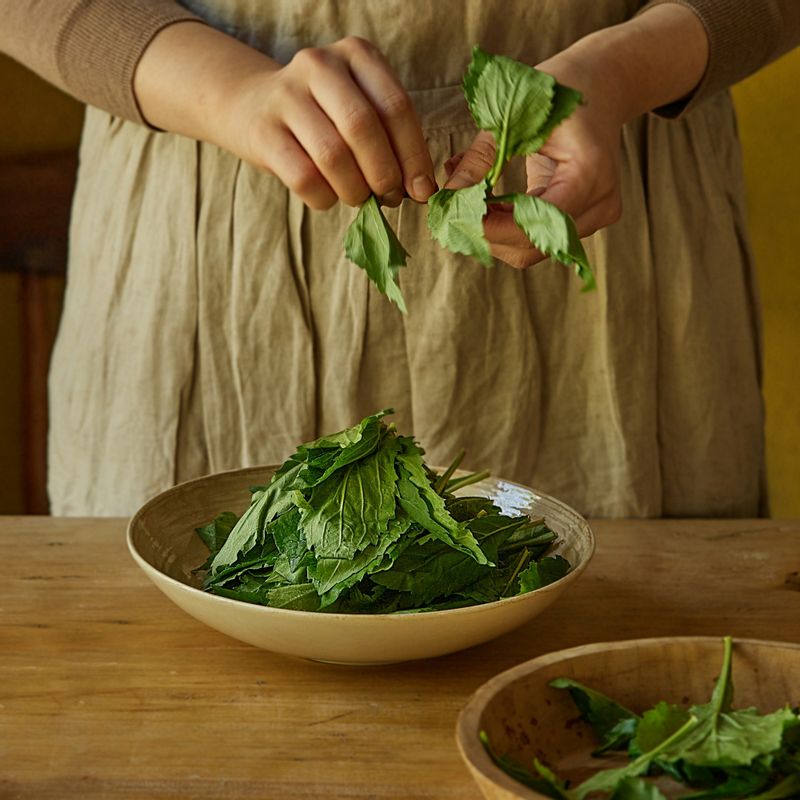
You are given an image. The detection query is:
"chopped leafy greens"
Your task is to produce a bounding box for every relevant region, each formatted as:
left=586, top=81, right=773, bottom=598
left=196, top=410, right=568, bottom=613
left=344, top=46, right=594, bottom=311
left=482, top=637, right=800, bottom=798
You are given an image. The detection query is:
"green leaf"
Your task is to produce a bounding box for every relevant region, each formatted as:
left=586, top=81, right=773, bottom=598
left=518, top=555, right=570, bottom=592
left=195, top=511, right=239, bottom=568
left=550, top=677, right=640, bottom=755
left=632, top=701, right=692, bottom=755
left=649, top=637, right=798, bottom=769
left=308, top=515, right=411, bottom=607
left=370, top=536, right=491, bottom=605
left=344, top=195, right=408, bottom=313
left=426, top=181, right=492, bottom=266
left=609, top=777, right=668, bottom=800
left=269, top=508, right=306, bottom=570
left=478, top=731, right=566, bottom=798
left=747, top=774, right=800, bottom=800
left=680, top=760, right=774, bottom=799
left=395, top=437, right=488, bottom=565
left=463, top=46, right=556, bottom=168
left=511, top=193, right=595, bottom=290
left=265, top=582, right=321, bottom=611
left=678, top=706, right=798, bottom=768
left=208, top=460, right=304, bottom=574
left=525, top=82, right=584, bottom=153
left=571, top=716, right=701, bottom=800
left=300, top=440, right=399, bottom=559
left=297, top=408, right=392, bottom=456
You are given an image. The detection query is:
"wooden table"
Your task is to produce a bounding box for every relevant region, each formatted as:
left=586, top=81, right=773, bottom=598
left=2, top=518, right=799, bottom=799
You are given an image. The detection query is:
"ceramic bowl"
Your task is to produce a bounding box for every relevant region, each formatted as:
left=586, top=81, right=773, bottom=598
left=127, top=465, right=594, bottom=664
left=457, top=637, right=800, bottom=799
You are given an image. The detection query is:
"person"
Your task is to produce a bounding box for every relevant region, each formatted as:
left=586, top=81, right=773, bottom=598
left=1, top=1, right=798, bottom=518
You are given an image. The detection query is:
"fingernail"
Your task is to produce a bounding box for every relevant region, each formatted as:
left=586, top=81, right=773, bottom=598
left=381, top=188, right=405, bottom=206
left=446, top=172, right=472, bottom=190
left=411, top=174, right=436, bottom=201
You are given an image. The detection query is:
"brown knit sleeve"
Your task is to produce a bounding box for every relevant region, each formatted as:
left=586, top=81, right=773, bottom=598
left=0, top=0, right=203, bottom=125
left=638, top=0, right=800, bottom=117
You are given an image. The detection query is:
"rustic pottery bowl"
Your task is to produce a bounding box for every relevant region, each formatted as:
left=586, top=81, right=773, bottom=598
left=457, top=637, right=800, bottom=799
left=127, top=465, right=594, bottom=665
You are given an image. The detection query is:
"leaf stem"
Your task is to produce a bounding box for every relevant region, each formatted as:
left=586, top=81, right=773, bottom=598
left=434, top=450, right=465, bottom=495
left=446, top=470, right=491, bottom=493
left=501, top=547, right=531, bottom=597
left=486, top=194, right=518, bottom=204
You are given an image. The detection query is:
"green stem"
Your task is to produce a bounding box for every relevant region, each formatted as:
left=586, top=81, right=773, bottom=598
left=573, top=715, right=702, bottom=800
left=446, top=470, right=491, bottom=493
left=434, top=450, right=465, bottom=495
left=500, top=531, right=556, bottom=555
left=501, top=547, right=531, bottom=597
left=486, top=193, right=518, bottom=204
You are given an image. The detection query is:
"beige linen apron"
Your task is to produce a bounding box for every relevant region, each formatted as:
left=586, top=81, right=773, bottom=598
left=48, top=0, right=765, bottom=518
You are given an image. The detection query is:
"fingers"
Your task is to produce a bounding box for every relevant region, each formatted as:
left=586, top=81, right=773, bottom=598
left=444, top=152, right=464, bottom=181
left=334, top=37, right=436, bottom=202
left=281, top=92, right=371, bottom=207
left=444, top=131, right=496, bottom=189
left=263, top=125, right=338, bottom=210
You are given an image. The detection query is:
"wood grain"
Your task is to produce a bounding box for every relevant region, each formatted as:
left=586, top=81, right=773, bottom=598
left=1, top=518, right=798, bottom=799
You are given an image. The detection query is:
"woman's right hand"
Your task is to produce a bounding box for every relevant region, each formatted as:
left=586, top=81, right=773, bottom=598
left=135, top=25, right=436, bottom=210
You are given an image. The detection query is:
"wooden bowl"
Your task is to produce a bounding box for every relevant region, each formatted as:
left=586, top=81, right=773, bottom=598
left=127, top=465, right=594, bottom=665
left=457, top=637, right=800, bottom=799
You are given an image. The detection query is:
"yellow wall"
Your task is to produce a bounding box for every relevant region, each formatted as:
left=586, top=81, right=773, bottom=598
left=732, top=52, right=800, bottom=517
left=0, top=48, right=797, bottom=516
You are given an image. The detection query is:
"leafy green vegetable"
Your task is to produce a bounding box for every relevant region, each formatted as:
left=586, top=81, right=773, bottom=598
left=343, top=194, right=408, bottom=313
left=609, top=777, right=668, bottom=800
left=512, top=194, right=595, bottom=291
left=483, top=637, right=800, bottom=798
left=426, top=181, right=492, bottom=266
left=548, top=677, right=639, bottom=755
left=463, top=47, right=556, bottom=175
left=196, top=410, right=568, bottom=613
left=344, top=46, right=594, bottom=309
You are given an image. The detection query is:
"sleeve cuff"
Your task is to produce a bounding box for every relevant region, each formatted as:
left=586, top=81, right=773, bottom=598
left=55, top=0, right=205, bottom=126
left=636, top=0, right=784, bottom=118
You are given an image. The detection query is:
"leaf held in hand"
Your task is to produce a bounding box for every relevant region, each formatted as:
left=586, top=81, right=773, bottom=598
left=511, top=193, right=595, bottom=290
left=427, top=181, right=492, bottom=266
left=344, top=195, right=408, bottom=313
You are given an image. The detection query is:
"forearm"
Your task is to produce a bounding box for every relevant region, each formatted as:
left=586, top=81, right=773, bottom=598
left=537, top=4, right=709, bottom=124
left=132, top=21, right=278, bottom=145
left=0, top=0, right=201, bottom=124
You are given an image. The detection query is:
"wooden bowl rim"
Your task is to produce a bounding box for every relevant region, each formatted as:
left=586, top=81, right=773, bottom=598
left=456, top=636, right=800, bottom=800
left=127, top=463, right=595, bottom=621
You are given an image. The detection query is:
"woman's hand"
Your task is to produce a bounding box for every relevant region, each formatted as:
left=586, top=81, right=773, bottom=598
left=444, top=70, right=624, bottom=269
left=443, top=4, right=709, bottom=269
left=134, top=24, right=436, bottom=210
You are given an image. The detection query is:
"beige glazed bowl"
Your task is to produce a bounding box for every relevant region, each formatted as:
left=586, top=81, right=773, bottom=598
left=127, top=465, right=595, bottom=665
left=457, top=637, right=800, bottom=799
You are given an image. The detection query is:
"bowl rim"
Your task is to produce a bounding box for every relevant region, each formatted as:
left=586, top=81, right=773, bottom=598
left=455, top=635, right=800, bottom=800
left=126, top=463, right=595, bottom=622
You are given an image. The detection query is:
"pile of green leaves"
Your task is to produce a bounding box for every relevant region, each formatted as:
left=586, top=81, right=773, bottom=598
left=196, top=409, right=569, bottom=613
left=344, top=46, right=595, bottom=313
left=482, top=637, right=800, bottom=799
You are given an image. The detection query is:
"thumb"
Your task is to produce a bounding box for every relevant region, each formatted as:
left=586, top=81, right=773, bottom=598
left=537, top=176, right=585, bottom=219
left=444, top=131, right=496, bottom=189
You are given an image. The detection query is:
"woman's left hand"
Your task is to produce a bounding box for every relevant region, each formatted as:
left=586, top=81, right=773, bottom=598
left=441, top=4, right=709, bottom=269
left=443, top=55, right=624, bottom=269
